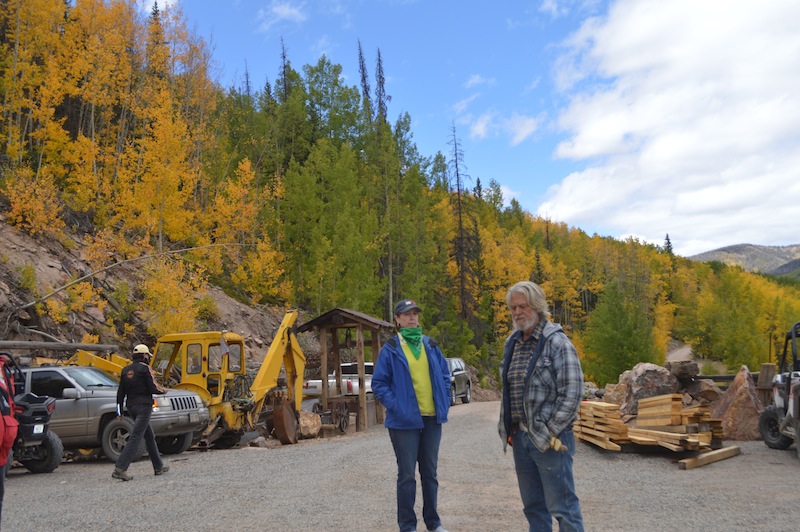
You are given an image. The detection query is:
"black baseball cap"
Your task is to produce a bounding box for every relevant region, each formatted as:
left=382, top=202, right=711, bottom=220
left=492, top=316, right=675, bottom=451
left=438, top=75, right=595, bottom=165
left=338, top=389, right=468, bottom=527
left=394, top=299, right=422, bottom=315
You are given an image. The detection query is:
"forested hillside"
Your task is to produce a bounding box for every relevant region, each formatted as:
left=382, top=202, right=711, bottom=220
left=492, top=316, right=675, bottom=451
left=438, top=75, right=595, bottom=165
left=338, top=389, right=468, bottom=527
left=2, top=1, right=799, bottom=387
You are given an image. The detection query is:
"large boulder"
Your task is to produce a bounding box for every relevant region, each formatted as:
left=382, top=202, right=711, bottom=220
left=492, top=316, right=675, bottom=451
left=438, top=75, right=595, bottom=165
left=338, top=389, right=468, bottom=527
left=620, top=363, right=680, bottom=416
left=603, top=382, right=627, bottom=406
left=685, top=378, right=723, bottom=405
left=299, top=410, right=322, bottom=439
left=665, top=360, right=699, bottom=386
left=710, top=365, right=763, bottom=440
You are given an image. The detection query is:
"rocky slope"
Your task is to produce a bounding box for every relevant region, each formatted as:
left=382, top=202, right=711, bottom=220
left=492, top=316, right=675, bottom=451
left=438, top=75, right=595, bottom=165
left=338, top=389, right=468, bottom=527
left=0, top=215, right=311, bottom=366
left=0, top=218, right=499, bottom=401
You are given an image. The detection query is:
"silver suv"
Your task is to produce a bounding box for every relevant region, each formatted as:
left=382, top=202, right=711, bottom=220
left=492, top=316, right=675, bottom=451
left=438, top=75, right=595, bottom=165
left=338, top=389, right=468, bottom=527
left=446, top=358, right=472, bottom=406
left=19, top=365, right=209, bottom=462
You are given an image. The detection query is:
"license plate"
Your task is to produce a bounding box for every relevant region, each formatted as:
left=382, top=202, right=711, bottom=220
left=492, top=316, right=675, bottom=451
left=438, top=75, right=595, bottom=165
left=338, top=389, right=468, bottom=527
left=189, top=413, right=199, bottom=423
left=33, top=424, right=44, bottom=434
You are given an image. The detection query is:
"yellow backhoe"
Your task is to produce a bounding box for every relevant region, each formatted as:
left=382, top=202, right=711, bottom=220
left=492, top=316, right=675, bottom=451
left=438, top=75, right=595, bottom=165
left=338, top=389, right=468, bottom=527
left=148, top=310, right=307, bottom=447
left=57, top=310, right=307, bottom=447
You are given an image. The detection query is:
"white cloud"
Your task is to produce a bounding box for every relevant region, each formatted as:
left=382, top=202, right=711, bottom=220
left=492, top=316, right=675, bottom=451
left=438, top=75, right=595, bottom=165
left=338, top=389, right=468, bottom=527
left=501, top=185, right=519, bottom=207
left=541, top=0, right=800, bottom=256
left=452, top=94, right=480, bottom=115
left=470, top=111, right=495, bottom=140
left=465, top=74, right=495, bottom=89
left=505, top=113, right=541, bottom=146
left=257, top=1, right=307, bottom=33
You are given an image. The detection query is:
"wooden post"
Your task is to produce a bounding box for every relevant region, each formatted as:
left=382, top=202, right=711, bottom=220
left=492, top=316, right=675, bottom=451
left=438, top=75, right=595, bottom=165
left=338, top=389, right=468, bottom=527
left=757, top=363, right=776, bottom=406
left=320, top=327, right=329, bottom=411
left=356, top=325, right=366, bottom=431
left=332, top=328, right=342, bottom=395
left=372, top=329, right=385, bottom=423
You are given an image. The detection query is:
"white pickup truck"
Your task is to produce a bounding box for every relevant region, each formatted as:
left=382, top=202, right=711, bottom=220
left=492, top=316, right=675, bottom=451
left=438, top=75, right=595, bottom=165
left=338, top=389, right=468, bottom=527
left=303, top=362, right=374, bottom=397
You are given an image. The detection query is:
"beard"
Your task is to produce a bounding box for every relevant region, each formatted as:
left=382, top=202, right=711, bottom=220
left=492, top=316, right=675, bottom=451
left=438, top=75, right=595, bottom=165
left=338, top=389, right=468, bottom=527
left=513, top=314, right=539, bottom=333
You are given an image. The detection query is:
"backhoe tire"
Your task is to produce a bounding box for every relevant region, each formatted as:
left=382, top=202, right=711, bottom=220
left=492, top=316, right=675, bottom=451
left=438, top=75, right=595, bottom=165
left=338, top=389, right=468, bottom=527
left=102, top=417, right=146, bottom=463
left=157, top=432, right=194, bottom=455
left=20, top=431, right=63, bottom=474
left=759, top=404, right=793, bottom=449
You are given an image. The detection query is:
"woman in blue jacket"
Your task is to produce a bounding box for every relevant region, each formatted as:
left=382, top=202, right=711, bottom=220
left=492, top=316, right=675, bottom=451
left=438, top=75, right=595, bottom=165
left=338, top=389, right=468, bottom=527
left=372, top=299, right=451, bottom=532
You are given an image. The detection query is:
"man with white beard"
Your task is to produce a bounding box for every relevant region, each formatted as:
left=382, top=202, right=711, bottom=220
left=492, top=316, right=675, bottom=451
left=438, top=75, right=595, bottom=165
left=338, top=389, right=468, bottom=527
left=498, top=281, right=585, bottom=531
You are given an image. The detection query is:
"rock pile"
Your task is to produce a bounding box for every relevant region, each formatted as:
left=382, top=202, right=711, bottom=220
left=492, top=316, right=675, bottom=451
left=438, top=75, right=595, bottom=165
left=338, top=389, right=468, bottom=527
left=595, top=361, right=764, bottom=440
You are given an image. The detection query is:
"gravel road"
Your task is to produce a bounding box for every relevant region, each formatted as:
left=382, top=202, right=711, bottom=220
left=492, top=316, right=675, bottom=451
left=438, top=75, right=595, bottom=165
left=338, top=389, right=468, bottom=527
left=5, top=401, right=800, bottom=531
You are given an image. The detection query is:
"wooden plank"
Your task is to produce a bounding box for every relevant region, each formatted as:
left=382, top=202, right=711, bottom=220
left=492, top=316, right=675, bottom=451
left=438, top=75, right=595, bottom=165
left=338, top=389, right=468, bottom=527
left=638, top=394, right=683, bottom=405
left=638, top=405, right=683, bottom=415
left=635, top=416, right=683, bottom=427
left=636, top=424, right=700, bottom=434
left=581, top=409, right=622, bottom=420
left=577, top=424, right=627, bottom=440
left=581, top=400, right=621, bottom=410
left=628, top=435, right=659, bottom=445
left=576, top=432, right=622, bottom=451
left=657, top=440, right=687, bottom=452
left=756, top=363, right=776, bottom=389
left=678, top=446, right=741, bottom=470
left=637, top=411, right=683, bottom=421
left=628, top=428, right=690, bottom=443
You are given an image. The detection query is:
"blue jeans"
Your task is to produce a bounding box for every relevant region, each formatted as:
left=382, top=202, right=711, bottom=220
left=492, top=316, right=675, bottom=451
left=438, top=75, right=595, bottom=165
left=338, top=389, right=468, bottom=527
left=388, top=417, right=442, bottom=532
left=511, top=428, right=584, bottom=532
left=115, top=403, right=164, bottom=472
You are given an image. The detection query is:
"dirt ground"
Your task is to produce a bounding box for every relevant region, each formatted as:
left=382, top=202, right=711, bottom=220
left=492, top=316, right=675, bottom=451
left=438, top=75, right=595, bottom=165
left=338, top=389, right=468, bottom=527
left=5, top=401, right=800, bottom=531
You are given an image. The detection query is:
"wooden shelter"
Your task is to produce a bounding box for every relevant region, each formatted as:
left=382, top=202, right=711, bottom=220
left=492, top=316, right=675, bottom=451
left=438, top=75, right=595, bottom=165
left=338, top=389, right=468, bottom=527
left=297, top=308, right=395, bottom=431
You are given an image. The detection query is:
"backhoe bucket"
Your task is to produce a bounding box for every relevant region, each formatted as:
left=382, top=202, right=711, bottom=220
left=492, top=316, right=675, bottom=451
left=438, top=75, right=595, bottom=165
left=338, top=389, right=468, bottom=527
left=273, top=398, right=299, bottom=444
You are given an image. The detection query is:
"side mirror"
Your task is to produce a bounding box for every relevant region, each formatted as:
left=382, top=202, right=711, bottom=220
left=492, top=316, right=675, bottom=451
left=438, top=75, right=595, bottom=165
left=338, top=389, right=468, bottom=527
left=62, top=388, right=79, bottom=399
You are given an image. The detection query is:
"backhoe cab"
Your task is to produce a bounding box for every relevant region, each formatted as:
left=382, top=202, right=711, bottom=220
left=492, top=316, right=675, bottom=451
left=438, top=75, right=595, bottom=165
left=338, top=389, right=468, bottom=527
left=149, top=311, right=306, bottom=448
left=759, top=321, right=800, bottom=459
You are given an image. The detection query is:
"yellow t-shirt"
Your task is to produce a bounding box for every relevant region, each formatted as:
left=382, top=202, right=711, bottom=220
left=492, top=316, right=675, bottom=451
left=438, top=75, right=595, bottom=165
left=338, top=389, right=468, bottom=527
left=399, top=335, right=435, bottom=416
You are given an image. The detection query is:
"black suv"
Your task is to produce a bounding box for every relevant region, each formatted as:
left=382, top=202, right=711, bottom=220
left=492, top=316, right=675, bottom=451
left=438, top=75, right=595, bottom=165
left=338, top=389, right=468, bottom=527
left=446, top=358, right=471, bottom=406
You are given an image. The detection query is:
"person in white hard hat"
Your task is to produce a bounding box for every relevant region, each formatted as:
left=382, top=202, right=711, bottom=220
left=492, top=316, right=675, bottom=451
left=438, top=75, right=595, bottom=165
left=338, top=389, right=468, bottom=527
left=112, top=344, right=169, bottom=481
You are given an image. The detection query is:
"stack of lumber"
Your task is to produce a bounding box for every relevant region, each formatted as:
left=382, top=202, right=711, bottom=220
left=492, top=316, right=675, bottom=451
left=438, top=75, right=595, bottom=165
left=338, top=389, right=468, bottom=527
left=577, top=394, right=736, bottom=468
left=627, top=427, right=712, bottom=451
left=631, top=394, right=722, bottom=450
left=575, top=401, right=629, bottom=451
left=635, top=394, right=684, bottom=427
left=681, top=404, right=724, bottom=439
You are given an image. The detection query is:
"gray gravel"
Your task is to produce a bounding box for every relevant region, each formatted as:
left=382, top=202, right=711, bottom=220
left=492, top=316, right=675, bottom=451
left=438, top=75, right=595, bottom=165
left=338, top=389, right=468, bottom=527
left=4, top=401, right=800, bottom=531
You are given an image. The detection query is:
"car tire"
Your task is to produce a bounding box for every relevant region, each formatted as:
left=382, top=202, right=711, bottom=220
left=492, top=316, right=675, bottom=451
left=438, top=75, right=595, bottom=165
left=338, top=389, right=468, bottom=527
left=102, top=417, right=145, bottom=463
left=20, top=431, right=64, bottom=474
left=462, top=383, right=471, bottom=404
left=450, top=385, right=457, bottom=407
left=759, top=404, right=793, bottom=449
left=157, top=432, right=194, bottom=455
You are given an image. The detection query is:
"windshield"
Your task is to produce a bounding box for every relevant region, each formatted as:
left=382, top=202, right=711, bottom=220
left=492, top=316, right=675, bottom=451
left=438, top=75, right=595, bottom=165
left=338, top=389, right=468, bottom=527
left=154, top=342, right=180, bottom=373
left=64, top=367, right=119, bottom=387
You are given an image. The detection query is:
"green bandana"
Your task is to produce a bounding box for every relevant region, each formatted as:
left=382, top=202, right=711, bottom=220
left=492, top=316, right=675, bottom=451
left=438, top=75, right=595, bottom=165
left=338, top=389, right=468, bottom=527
left=399, top=327, right=423, bottom=359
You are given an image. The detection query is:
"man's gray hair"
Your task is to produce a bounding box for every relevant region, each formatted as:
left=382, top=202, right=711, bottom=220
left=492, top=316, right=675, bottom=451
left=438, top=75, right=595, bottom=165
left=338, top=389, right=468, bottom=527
left=506, top=281, right=551, bottom=320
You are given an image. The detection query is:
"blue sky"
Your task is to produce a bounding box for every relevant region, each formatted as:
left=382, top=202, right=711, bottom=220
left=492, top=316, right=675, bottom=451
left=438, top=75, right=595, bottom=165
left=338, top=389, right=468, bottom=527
left=160, top=0, right=800, bottom=257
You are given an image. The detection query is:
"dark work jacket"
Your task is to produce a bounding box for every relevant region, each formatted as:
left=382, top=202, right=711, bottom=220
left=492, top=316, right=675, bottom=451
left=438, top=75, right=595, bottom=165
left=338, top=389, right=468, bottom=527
left=117, top=361, right=162, bottom=413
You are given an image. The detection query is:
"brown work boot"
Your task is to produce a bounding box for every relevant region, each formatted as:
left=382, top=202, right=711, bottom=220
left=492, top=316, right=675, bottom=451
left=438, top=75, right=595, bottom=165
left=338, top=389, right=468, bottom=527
left=154, top=465, right=170, bottom=476
left=112, top=467, right=132, bottom=481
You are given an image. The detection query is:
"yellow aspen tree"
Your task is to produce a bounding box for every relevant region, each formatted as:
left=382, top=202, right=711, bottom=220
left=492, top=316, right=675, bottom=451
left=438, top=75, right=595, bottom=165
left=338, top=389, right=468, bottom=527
left=59, top=0, right=139, bottom=221
left=140, top=257, right=206, bottom=338
left=2, top=166, right=65, bottom=238
left=0, top=0, right=65, bottom=162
